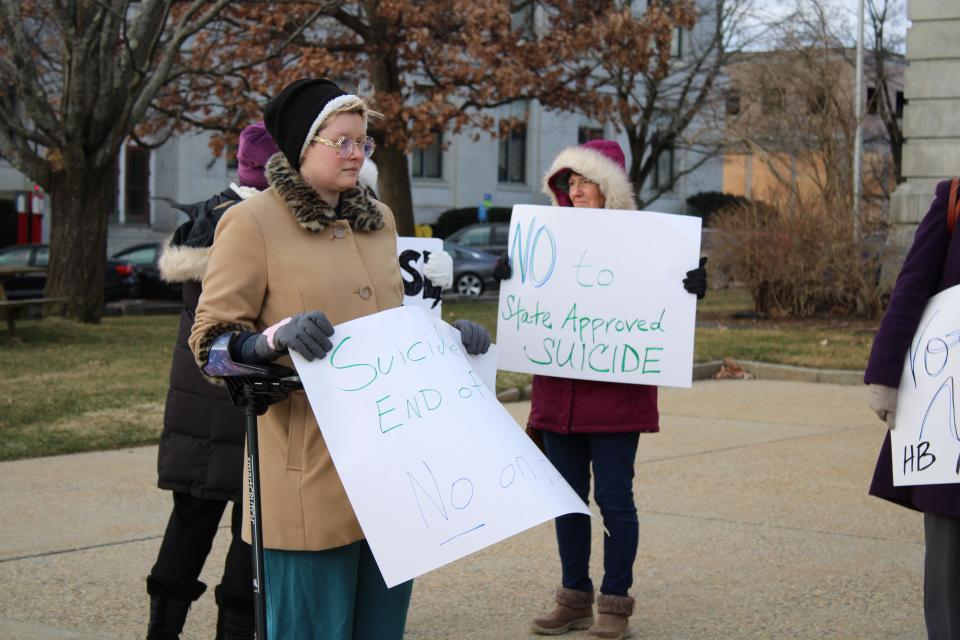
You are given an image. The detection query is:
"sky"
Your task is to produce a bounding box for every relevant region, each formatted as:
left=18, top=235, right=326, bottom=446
left=739, top=0, right=908, bottom=52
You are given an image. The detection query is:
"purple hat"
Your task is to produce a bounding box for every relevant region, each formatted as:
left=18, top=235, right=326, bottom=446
left=582, top=139, right=627, bottom=171
left=237, top=121, right=280, bottom=189
left=542, top=139, right=636, bottom=210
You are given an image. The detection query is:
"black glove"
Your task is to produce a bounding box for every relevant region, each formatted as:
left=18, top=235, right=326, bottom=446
left=683, top=257, right=708, bottom=299
left=254, top=311, right=335, bottom=362
left=492, top=253, right=512, bottom=282
left=453, top=319, right=492, bottom=355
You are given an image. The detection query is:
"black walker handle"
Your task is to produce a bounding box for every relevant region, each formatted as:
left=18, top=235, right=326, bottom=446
left=223, top=367, right=301, bottom=640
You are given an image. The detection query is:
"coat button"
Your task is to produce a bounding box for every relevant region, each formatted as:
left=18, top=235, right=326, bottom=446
left=359, top=286, right=372, bottom=300
left=333, top=227, right=346, bottom=239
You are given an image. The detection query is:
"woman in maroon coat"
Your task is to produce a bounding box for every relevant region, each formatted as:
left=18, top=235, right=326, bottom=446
left=495, top=139, right=706, bottom=639
left=865, top=179, right=960, bottom=640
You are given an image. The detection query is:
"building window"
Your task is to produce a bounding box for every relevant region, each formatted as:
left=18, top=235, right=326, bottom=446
left=895, top=90, right=905, bottom=118
left=670, top=27, right=683, bottom=58
left=866, top=86, right=878, bottom=115
left=499, top=102, right=527, bottom=184
left=653, top=144, right=674, bottom=190
left=125, top=145, right=150, bottom=224
left=412, top=130, right=443, bottom=179
left=761, top=87, right=785, bottom=114
left=725, top=88, right=741, bottom=116
left=578, top=126, right=604, bottom=144
left=226, top=141, right=239, bottom=171
left=808, top=87, right=828, bottom=114
left=511, top=3, right=535, bottom=37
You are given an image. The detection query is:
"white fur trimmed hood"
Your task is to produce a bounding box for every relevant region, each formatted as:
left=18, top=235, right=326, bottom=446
left=542, top=146, right=637, bottom=211
left=159, top=238, right=210, bottom=283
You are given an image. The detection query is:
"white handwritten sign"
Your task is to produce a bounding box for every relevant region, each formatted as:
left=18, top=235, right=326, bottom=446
left=495, top=204, right=701, bottom=388
left=893, top=285, right=960, bottom=486
left=291, top=306, right=590, bottom=587
left=398, top=237, right=443, bottom=315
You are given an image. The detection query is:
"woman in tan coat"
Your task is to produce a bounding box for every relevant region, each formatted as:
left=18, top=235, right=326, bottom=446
left=189, top=79, right=489, bottom=640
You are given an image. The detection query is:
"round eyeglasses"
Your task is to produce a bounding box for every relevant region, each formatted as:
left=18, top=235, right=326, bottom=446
left=312, top=135, right=376, bottom=159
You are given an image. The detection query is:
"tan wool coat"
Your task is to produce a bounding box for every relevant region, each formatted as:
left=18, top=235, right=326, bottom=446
left=189, top=153, right=403, bottom=551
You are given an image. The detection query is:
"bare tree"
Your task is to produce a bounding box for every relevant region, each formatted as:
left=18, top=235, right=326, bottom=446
left=182, top=1, right=687, bottom=235
left=712, top=0, right=893, bottom=317
left=0, top=0, right=688, bottom=323
left=0, top=1, right=331, bottom=322
left=542, top=0, right=756, bottom=207
left=864, top=0, right=905, bottom=185
left=723, top=0, right=903, bottom=214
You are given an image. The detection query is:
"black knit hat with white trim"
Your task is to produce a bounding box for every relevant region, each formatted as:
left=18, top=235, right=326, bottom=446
left=263, top=78, right=361, bottom=171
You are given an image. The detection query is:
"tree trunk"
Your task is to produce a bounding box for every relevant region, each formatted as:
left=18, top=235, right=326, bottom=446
left=368, top=47, right=415, bottom=237
left=45, top=164, right=115, bottom=323
left=376, top=144, right=415, bottom=237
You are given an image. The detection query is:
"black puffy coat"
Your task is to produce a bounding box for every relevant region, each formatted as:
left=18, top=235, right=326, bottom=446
left=155, top=188, right=245, bottom=501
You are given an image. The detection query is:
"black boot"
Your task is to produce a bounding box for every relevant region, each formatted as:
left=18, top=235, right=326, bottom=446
left=146, top=576, right=206, bottom=640
left=214, top=585, right=255, bottom=640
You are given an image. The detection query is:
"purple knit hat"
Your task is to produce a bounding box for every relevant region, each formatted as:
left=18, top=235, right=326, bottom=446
left=582, top=139, right=626, bottom=170
left=542, top=139, right=636, bottom=210
left=237, top=121, right=280, bottom=189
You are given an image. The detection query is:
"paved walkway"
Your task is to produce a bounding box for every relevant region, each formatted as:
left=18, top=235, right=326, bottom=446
left=0, top=380, right=925, bottom=639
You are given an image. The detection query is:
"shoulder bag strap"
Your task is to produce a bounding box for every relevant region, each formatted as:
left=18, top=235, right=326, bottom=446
left=948, top=178, right=960, bottom=236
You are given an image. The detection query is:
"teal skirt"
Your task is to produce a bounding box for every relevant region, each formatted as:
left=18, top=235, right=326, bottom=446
left=263, top=540, right=413, bottom=640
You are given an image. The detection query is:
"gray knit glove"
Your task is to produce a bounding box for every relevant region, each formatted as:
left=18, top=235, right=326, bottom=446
left=255, top=311, right=335, bottom=362
left=453, top=319, right=492, bottom=355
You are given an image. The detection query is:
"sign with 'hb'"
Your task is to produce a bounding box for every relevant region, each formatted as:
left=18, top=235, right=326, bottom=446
left=894, top=284, right=960, bottom=486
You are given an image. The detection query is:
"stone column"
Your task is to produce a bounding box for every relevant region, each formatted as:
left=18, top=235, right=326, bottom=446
left=889, top=0, right=960, bottom=252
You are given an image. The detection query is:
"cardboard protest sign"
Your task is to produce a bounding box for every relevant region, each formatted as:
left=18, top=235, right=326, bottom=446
left=291, top=306, right=590, bottom=587
left=496, top=204, right=701, bottom=388
left=893, top=285, right=960, bottom=486
left=398, top=237, right=443, bottom=315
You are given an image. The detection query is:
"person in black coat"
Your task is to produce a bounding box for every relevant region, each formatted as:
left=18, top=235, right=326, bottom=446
left=865, top=179, right=960, bottom=640
left=146, top=122, right=279, bottom=640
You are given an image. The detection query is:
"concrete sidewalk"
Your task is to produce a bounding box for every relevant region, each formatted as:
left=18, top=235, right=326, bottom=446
left=0, top=380, right=925, bottom=639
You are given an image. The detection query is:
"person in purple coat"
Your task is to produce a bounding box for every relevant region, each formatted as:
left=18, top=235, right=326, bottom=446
left=865, top=179, right=960, bottom=640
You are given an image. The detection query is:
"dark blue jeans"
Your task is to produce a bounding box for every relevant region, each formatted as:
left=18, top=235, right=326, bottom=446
left=543, top=430, right=640, bottom=597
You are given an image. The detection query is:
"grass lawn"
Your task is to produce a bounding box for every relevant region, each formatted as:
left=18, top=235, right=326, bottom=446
left=0, top=288, right=877, bottom=461
left=0, top=316, right=178, bottom=461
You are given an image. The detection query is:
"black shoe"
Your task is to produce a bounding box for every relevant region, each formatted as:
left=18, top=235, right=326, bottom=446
left=146, top=576, right=206, bottom=640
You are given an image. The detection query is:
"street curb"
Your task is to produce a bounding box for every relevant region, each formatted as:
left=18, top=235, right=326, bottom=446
left=712, top=359, right=864, bottom=385
left=493, top=360, right=863, bottom=401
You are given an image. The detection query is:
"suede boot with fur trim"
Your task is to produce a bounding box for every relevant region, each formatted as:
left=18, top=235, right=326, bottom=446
left=531, top=586, right=595, bottom=635
left=588, top=593, right=635, bottom=639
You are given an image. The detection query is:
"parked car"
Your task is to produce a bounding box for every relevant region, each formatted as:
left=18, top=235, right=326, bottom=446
left=0, top=243, right=140, bottom=302
left=111, top=242, right=181, bottom=300
left=444, top=241, right=499, bottom=297
left=445, top=222, right=510, bottom=256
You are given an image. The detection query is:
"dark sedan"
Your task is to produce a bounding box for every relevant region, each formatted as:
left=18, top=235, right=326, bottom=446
left=443, top=241, right=499, bottom=297
left=0, top=243, right=139, bottom=302
left=112, top=242, right=182, bottom=300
